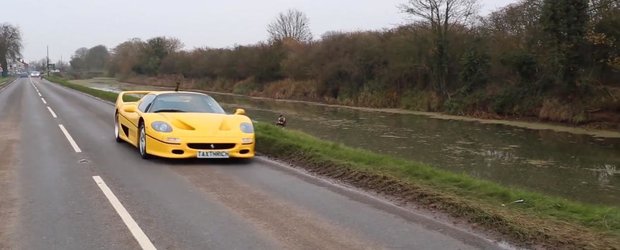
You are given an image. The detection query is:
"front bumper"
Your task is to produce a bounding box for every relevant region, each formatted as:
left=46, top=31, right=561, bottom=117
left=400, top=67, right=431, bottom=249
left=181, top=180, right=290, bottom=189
left=145, top=135, right=255, bottom=159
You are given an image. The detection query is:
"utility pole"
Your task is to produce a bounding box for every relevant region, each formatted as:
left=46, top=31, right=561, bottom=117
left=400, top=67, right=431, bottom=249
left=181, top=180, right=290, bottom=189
left=46, top=45, right=50, bottom=77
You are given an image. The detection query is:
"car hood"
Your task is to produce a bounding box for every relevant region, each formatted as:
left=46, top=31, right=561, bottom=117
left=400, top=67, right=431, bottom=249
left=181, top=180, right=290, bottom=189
left=153, top=113, right=248, bottom=136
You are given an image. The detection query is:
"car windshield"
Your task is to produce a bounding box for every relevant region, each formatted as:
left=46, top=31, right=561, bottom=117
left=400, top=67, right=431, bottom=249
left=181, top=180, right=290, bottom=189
left=148, top=93, right=226, bottom=114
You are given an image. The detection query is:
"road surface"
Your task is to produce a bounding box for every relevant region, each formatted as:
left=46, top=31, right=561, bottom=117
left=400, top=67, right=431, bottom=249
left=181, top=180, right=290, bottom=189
left=0, top=77, right=506, bottom=249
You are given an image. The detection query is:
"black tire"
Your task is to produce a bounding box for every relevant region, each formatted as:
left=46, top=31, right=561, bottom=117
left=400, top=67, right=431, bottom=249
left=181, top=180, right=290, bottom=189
left=138, top=122, right=150, bottom=159
left=114, top=113, right=122, bottom=143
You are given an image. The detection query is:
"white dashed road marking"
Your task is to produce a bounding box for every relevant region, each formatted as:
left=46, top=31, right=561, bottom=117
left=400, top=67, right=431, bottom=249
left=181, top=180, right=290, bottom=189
left=41, top=98, right=47, bottom=104
left=93, top=176, right=157, bottom=250
left=47, top=106, right=57, bottom=118
left=58, top=124, right=82, bottom=153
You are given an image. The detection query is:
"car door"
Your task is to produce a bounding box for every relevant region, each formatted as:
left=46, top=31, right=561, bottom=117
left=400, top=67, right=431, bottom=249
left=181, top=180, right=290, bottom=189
left=119, top=94, right=156, bottom=145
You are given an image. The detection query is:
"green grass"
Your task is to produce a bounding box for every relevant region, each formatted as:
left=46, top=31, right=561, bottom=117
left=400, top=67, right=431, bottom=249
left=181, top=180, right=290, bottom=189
left=46, top=75, right=620, bottom=248
left=47, top=76, right=139, bottom=102
left=0, top=76, right=11, bottom=86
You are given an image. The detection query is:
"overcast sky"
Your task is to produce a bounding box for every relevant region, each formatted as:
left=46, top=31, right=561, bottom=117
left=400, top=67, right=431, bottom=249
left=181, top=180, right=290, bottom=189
left=4, top=0, right=516, bottom=62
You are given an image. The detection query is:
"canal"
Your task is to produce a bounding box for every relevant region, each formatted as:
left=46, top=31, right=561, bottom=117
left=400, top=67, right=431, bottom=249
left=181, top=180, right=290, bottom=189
left=215, top=94, right=620, bottom=206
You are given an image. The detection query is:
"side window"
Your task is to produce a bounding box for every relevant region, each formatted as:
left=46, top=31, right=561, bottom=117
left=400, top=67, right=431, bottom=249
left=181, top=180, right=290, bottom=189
left=138, top=94, right=156, bottom=112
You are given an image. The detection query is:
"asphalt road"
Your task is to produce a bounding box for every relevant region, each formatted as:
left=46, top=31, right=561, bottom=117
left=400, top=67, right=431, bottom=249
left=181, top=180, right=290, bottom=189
left=0, top=77, right=506, bottom=250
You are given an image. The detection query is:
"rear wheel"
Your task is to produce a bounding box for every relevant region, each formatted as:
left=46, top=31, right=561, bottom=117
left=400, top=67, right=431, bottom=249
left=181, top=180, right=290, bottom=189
left=138, top=123, right=150, bottom=159
left=114, top=112, right=122, bottom=143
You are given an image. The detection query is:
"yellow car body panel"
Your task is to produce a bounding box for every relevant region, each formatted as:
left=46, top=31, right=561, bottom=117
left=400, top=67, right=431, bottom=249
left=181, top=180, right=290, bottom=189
left=114, top=91, right=255, bottom=159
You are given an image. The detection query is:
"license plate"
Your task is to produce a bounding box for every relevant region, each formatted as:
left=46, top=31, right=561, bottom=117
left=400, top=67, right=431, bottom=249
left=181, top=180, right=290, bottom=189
left=197, top=151, right=229, bottom=159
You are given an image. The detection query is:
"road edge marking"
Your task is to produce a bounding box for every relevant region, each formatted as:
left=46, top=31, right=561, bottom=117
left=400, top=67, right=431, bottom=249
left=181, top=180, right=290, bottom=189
left=58, top=124, right=82, bottom=153
left=46, top=106, right=57, bottom=118
left=92, top=176, right=157, bottom=250
left=41, top=97, right=47, bottom=104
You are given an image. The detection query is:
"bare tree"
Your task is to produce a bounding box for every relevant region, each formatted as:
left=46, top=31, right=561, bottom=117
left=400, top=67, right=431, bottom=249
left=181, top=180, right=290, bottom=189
left=108, top=38, right=144, bottom=76
left=70, top=47, right=89, bottom=72
left=400, top=0, right=478, bottom=96
left=589, top=0, right=619, bottom=21
left=267, top=9, right=313, bottom=43
left=138, top=36, right=183, bottom=75
left=484, top=0, right=542, bottom=36
left=29, top=58, right=48, bottom=71
left=55, top=59, right=70, bottom=72
left=69, top=46, right=110, bottom=72
left=0, top=23, right=22, bottom=76
left=85, top=45, right=110, bottom=71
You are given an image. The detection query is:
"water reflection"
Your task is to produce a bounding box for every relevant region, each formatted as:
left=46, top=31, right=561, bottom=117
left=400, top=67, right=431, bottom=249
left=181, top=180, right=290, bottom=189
left=593, top=164, right=618, bottom=187
left=215, top=94, right=620, bottom=206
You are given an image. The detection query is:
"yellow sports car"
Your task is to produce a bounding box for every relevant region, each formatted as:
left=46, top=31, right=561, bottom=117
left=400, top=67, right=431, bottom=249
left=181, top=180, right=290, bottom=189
left=114, top=91, right=255, bottom=159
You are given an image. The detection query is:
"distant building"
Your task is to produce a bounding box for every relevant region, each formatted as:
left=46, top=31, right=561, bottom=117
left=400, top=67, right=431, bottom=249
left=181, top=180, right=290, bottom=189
left=10, top=60, right=28, bottom=75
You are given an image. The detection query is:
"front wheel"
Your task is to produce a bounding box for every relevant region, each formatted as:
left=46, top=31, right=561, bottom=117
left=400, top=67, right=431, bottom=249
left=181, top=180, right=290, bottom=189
left=114, top=113, right=122, bottom=143
left=138, top=123, right=150, bottom=159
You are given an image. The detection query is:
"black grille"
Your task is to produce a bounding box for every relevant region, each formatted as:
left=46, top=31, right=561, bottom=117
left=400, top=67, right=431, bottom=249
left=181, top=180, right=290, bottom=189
left=188, top=143, right=236, bottom=150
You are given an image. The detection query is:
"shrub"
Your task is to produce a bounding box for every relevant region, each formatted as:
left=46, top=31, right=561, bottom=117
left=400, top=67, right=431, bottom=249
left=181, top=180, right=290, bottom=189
left=539, top=98, right=590, bottom=124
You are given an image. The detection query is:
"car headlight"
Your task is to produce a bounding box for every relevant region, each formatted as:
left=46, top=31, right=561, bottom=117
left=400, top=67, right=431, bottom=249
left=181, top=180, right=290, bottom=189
left=240, top=122, right=254, bottom=133
left=165, top=137, right=181, bottom=143
left=151, top=121, right=173, bottom=133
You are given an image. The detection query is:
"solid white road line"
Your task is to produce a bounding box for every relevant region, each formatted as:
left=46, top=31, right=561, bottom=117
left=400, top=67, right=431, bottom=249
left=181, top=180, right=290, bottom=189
left=92, top=176, right=157, bottom=250
left=58, top=124, right=82, bottom=153
left=47, top=106, right=57, bottom=118
left=41, top=98, right=47, bottom=104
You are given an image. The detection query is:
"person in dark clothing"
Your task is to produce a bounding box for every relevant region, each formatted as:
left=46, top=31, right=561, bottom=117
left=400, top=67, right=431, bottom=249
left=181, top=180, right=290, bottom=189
left=276, top=114, right=287, bottom=127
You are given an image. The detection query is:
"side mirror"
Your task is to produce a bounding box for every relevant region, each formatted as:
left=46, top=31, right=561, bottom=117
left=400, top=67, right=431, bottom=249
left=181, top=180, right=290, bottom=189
left=124, top=105, right=137, bottom=113
left=234, top=108, right=246, bottom=115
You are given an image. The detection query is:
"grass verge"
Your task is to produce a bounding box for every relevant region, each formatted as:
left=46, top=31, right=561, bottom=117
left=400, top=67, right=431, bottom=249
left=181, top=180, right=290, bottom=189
left=46, top=75, right=620, bottom=249
left=0, top=77, right=14, bottom=86
left=47, top=76, right=128, bottom=102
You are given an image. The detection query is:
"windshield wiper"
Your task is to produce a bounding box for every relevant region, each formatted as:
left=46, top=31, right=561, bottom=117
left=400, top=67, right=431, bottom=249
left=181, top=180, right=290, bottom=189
left=153, top=109, right=186, bottom=113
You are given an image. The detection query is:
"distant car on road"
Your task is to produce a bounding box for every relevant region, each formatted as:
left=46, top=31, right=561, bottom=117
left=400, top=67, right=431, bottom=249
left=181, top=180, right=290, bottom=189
left=19, top=72, right=28, bottom=78
left=114, top=91, right=255, bottom=159
left=30, top=71, right=41, bottom=78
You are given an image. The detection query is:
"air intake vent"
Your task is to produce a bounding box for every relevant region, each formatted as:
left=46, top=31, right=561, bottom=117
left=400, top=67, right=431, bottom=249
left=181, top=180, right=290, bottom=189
left=188, top=143, right=235, bottom=150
